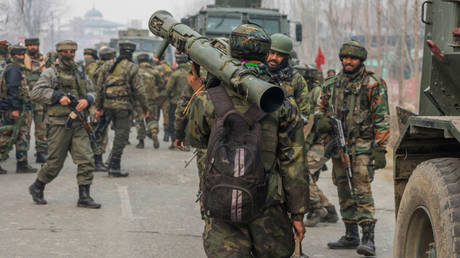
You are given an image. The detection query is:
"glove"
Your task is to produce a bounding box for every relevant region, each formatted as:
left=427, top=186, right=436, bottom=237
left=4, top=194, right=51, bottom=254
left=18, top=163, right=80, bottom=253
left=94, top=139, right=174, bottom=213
left=372, top=147, right=387, bottom=169
left=315, top=117, right=332, bottom=134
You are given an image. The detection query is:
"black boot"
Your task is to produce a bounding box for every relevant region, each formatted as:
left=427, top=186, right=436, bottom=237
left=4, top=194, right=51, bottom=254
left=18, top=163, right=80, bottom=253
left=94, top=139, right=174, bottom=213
left=77, top=185, right=101, bottom=209
left=328, top=223, right=360, bottom=249
left=108, top=157, right=129, bottom=177
left=136, top=139, right=144, bottom=149
left=357, top=222, right=376, bottom=256
left=35, top=152, right=47, bottom=163
left=0, top=165, right=6, bottom=174
left=163, top=129, right=169, bottom=142
left=152, top=134, right=160, bottom=149
left=28, top=179, right=47, bottom=205
left=16, top=161, right=38, bottom=173
left=305, top=207, right=328, bottom=227
left=321, top=205, right=339, bottom=223
left=94, top=155, right=107, bottom=172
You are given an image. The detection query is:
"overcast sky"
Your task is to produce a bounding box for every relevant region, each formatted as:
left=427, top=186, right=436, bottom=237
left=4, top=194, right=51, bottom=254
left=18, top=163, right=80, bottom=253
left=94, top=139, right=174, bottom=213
left=68, top=0, right=213, bottom=26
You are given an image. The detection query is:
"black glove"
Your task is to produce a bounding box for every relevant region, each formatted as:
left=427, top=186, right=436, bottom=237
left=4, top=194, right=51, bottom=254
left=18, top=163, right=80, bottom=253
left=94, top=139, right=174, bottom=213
left=371, top=147, right=387, bottom=169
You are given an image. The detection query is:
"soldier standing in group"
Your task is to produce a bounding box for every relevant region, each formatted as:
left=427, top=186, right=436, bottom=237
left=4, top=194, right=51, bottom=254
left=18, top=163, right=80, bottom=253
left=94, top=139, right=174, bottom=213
left=187, top=24, right=308, bottom=257
left=0, top=45, right=37, bottom=174
left=136, top=53, right=161, bottom=149
left=165, top=53, right=190, bottom=150
left=84, top=48, right=99, bottom=81
left=153, top=57, right=172, bottom=142
left=327, top=69, right=336, bottom=78
left=266, top=33, right=308, bottom=112
left=133, top=54, right=150, bottom=149
left=27, top=40, right=101, bottom=208
left=95, top=41, right=148, bottom=177
left=92, top=47, right=116, bottom=171
left=317, top=41, right=389, bottom=256
left=24, top=38, right=48, bottom=163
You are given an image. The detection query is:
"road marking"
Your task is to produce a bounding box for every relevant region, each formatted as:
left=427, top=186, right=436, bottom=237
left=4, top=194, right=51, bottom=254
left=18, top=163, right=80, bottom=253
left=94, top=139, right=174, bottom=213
left=118, top=185, right=134, bottom=219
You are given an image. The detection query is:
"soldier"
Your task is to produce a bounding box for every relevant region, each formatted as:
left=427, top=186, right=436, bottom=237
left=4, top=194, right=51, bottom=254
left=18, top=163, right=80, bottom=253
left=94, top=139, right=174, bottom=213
left=135, top=53, right=161, bottom=149
left=267, top=33, right=308, bottom=113
left=317, top=41, right=389, bottom=256
left=84, top=48, right=99, bottom=81
left=95, top=41, right=148, bottom=177
left=132, top=54, right=151, bottom=149
left=153, top=56, right=172, bottom=142
left=92, top=47, right=116, bottom=171
left=27, top=40, right=101, bottom=208
left=165, top=53, right=190, bottom=150
left=187, top=24, right=308, bottom=257
left=0, top=45, right=37, bottom=174
left=327, top=68, right=336, bottom=78
left=24, top=38, right=48, bottom=163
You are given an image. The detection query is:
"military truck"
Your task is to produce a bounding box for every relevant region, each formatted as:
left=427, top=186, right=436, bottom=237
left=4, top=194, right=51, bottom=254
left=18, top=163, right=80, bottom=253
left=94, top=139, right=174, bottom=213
left=181, top=0, right=302, bottom=41
left=109, top=28, right=175, bottom=65
left=393, top=0, right=460, bottom=257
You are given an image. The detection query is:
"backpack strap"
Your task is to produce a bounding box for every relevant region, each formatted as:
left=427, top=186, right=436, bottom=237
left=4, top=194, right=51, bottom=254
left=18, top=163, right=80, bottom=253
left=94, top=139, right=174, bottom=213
left=244, top=105, right=266, bottom=126
left=207, top=85, right=234, bottom=118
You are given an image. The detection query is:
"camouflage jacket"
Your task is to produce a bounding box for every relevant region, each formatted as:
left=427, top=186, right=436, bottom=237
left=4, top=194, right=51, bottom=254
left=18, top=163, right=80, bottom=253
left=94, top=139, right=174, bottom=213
left=272, top=67, right=309, bottom=116
left=166, top=63, right=190, bottom=105
left=85, top=60, right=103, bottom=85
left=153, top=61, right=172, bottom=98
left=30, top=62, right=95, bottom=125
left=95, top=58, right=147, bottom=112
left=316, top=66, right=390, bottom=155
left=138, top=63, right=161, bottom=103
left=188, top=84, right=308, bottom=216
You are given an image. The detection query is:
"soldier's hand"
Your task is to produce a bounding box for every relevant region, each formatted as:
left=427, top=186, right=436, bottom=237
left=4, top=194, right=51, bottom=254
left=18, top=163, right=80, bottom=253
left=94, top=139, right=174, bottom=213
left=76, top=99, right=89, bottom=112
left=174, top=138, right=185, bottom=151
left=59, top=96, right=71, bottom=106
left=10, top=110, right=19, bottom=119
left=292, top=220, right=305, bottom=241
left=95, top=109, right=104, bottom=119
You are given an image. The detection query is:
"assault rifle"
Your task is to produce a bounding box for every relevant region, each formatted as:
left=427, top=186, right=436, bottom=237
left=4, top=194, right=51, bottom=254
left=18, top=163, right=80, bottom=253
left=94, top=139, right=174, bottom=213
left=65, top=93, right=102, bottom=154
left=92, top=112, right=111, bottom=142
left=327, top=107, right=355, bottom=199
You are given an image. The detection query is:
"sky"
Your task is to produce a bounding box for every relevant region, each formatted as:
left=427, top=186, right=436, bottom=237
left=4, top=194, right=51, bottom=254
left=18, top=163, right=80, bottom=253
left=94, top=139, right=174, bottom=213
left=67, top=0, right=213, bottom=26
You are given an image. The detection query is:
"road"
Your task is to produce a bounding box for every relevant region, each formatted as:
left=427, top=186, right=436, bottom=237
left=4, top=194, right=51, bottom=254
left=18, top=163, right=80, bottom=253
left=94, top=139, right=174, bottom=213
left=0, top=128, right=395, bottom=257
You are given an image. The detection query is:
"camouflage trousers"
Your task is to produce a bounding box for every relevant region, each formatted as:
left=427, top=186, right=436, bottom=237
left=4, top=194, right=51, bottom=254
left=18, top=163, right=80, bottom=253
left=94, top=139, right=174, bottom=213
left=93, top=126, right=109, bottom=156
left=37, top=123, right=94, bottom=185
left=31, top=105, right=47, bottom=153
left=332, top=154, right=376, bottom=224
left=133, top=105, right=146, bottom=140
left=203, top=205, right=295, bottom=258
left=0, top=111, right=32, bottom=162
left=105, top=109, right=131, bottom=159
left=306, top=144, right=332, bottom=209
left=146, top=101, right=159, bottom=136
left=153, top=96, right=169, bottom=129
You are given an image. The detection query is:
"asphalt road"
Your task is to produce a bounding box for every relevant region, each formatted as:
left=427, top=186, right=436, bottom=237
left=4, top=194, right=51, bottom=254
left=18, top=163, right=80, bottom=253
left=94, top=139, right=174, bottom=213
left=0, top=128, right=395, bottom=257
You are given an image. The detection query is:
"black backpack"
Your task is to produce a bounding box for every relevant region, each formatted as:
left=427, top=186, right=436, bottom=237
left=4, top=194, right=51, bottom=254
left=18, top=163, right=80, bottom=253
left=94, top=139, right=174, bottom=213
left=202, top=85, right=267, bottom=224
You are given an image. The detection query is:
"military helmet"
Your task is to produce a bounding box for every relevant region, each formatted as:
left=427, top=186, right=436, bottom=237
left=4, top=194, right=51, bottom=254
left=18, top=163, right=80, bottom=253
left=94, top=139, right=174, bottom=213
left=270, top=33, right=293, bottom=56
left=25, top=38, right=39, bottom=46
left=84, top=48, right=98, bottom=57
left=99, top=47, right=116, bottom=61
left=229, top=24, right=271, bottom=62
left=10, top=45, right=27, bottom=55
left=56, top=40, right=78, bottom=51
left=136, top=53, right=151, bottom=63
left=339, top=41, right=367, bottom=61
left=119, top=41, right=136, bottom=52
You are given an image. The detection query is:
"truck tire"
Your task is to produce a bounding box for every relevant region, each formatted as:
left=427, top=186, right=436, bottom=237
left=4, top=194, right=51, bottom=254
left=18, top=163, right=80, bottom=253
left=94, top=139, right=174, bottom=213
left=394, top=158, right=460, bottom=258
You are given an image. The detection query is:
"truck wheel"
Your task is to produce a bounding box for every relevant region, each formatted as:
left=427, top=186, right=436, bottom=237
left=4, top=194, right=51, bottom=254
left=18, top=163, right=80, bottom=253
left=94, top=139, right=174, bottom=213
left=394, top=158, right=460, bottom=258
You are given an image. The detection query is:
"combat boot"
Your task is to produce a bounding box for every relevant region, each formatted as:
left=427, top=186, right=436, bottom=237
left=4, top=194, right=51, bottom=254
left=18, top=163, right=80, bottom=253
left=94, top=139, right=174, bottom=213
left=77, top=184, right=101, bottom=209
left=136, top=139, right=144, bottom=149
left=321, top=205, right=339, bottom=223
left=152, top=134, right=160, bottom=149
left=94, top=155, right=107, bottom=172
left=163, top=130, right=169, bottom=142
left=28, top=179, right=47, bottom=205
left=305, top=207, right=328, bottom=227
left=328, top=222, right=360, bottom=249
left=16, top=161, right=37, bottom=173
left=108, top=157, right=129, bottom=177
left=35, top=152, right=47, bottom=163
left=0, top=165, right=6, bottom=174
left=357, top=222, right=376, bottom=256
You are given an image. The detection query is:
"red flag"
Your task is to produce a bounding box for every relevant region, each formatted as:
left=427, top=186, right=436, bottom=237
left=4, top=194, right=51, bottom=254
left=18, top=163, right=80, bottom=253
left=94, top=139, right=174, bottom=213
left=315, top=47, right=325, bottom=70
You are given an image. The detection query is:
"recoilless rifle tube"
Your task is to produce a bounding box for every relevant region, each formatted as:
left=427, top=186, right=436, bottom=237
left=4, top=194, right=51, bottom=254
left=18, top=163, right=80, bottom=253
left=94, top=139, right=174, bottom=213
left=148, top=10, right=284, bottom=113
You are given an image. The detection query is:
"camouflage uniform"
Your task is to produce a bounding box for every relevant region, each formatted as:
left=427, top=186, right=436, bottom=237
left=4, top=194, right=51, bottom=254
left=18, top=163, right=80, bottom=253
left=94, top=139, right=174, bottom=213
left=188, top=24, right=308, bottom=257
left=0, top=46, right=36, bottom=173
left=153, top=61, right=172, bottom=141
left=24, top=38, right=48, bottom=161
left=95, top=41, right=148, bottom=176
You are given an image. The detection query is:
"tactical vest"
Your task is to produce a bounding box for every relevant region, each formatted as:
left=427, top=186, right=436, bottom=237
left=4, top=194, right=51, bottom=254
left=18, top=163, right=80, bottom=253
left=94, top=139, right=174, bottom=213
left=47, top=67, right=86, bottom=117
left=103, top=60, right=132, bottom=108
left=0, top=63, right=29, bottom=100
